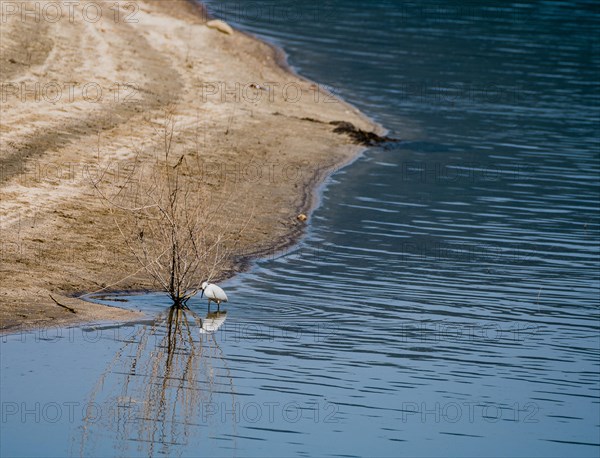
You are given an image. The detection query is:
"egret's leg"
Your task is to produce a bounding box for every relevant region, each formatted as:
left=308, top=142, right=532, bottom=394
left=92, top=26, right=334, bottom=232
left=217, top=301, right=220, bottom=312
left=207, top=300, right=211, bottom=312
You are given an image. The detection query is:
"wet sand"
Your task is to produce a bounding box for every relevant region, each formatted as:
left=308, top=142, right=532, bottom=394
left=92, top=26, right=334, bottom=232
left=0, top=0, right=382, bottom=333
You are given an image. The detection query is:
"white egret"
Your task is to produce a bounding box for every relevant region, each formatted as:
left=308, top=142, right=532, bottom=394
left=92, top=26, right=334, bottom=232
left=200, top=281, right=228, bottom=311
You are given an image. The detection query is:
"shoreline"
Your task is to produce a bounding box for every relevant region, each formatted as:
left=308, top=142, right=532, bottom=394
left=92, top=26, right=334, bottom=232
left=0, top=0, right=384, bottom=334
left=195, top=1, right=386, bottom=274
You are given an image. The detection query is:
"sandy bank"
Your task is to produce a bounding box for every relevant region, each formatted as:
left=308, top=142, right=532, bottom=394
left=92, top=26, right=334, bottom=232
left=0, top=0, right=383, bottom=333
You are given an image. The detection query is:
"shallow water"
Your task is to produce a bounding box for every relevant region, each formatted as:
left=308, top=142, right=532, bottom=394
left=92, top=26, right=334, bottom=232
left=2, top=1, right=599, bottom=457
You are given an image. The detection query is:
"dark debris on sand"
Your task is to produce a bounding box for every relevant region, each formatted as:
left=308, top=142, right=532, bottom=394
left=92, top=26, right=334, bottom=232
left=329, top=121, right=398, bottom=146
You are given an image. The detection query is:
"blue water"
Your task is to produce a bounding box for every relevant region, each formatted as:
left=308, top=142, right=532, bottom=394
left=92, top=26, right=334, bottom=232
left=2, top=1, right=599, bottom=457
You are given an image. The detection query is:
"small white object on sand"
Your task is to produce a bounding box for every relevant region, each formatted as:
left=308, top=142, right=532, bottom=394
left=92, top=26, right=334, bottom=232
left=206, top=19, right=233, bottom=35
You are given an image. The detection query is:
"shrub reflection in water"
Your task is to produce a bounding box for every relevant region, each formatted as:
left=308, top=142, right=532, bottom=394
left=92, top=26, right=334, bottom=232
left=77, top=306, right=233, bottom=456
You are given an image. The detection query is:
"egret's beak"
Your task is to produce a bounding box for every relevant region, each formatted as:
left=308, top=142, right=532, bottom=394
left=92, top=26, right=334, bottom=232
left=200, top=290, right=204, bottom=298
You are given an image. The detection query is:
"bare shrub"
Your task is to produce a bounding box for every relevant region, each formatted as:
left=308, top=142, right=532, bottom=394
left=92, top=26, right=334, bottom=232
left=90, top=110, right=250, bottom=306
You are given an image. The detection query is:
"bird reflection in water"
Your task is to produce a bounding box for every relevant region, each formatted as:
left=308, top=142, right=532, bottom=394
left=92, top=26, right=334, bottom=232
left=76, top=305, right=234, bottom=457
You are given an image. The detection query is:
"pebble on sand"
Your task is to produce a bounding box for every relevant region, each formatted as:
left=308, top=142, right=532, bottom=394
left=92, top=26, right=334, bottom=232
left=297, top=214, right=308, bottom=222
left=206, top=19, right=233, bottom=35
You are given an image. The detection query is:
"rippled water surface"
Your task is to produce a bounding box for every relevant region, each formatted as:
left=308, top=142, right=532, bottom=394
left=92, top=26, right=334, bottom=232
left=2, top=1, right=599, bottom=457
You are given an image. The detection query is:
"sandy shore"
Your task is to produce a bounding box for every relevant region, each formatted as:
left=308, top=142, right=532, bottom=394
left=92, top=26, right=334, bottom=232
left=0, top=0, right=382, bottom=333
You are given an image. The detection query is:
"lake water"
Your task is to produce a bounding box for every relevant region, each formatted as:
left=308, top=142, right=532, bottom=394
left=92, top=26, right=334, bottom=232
left=1, top=1, right=599, bottom=457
